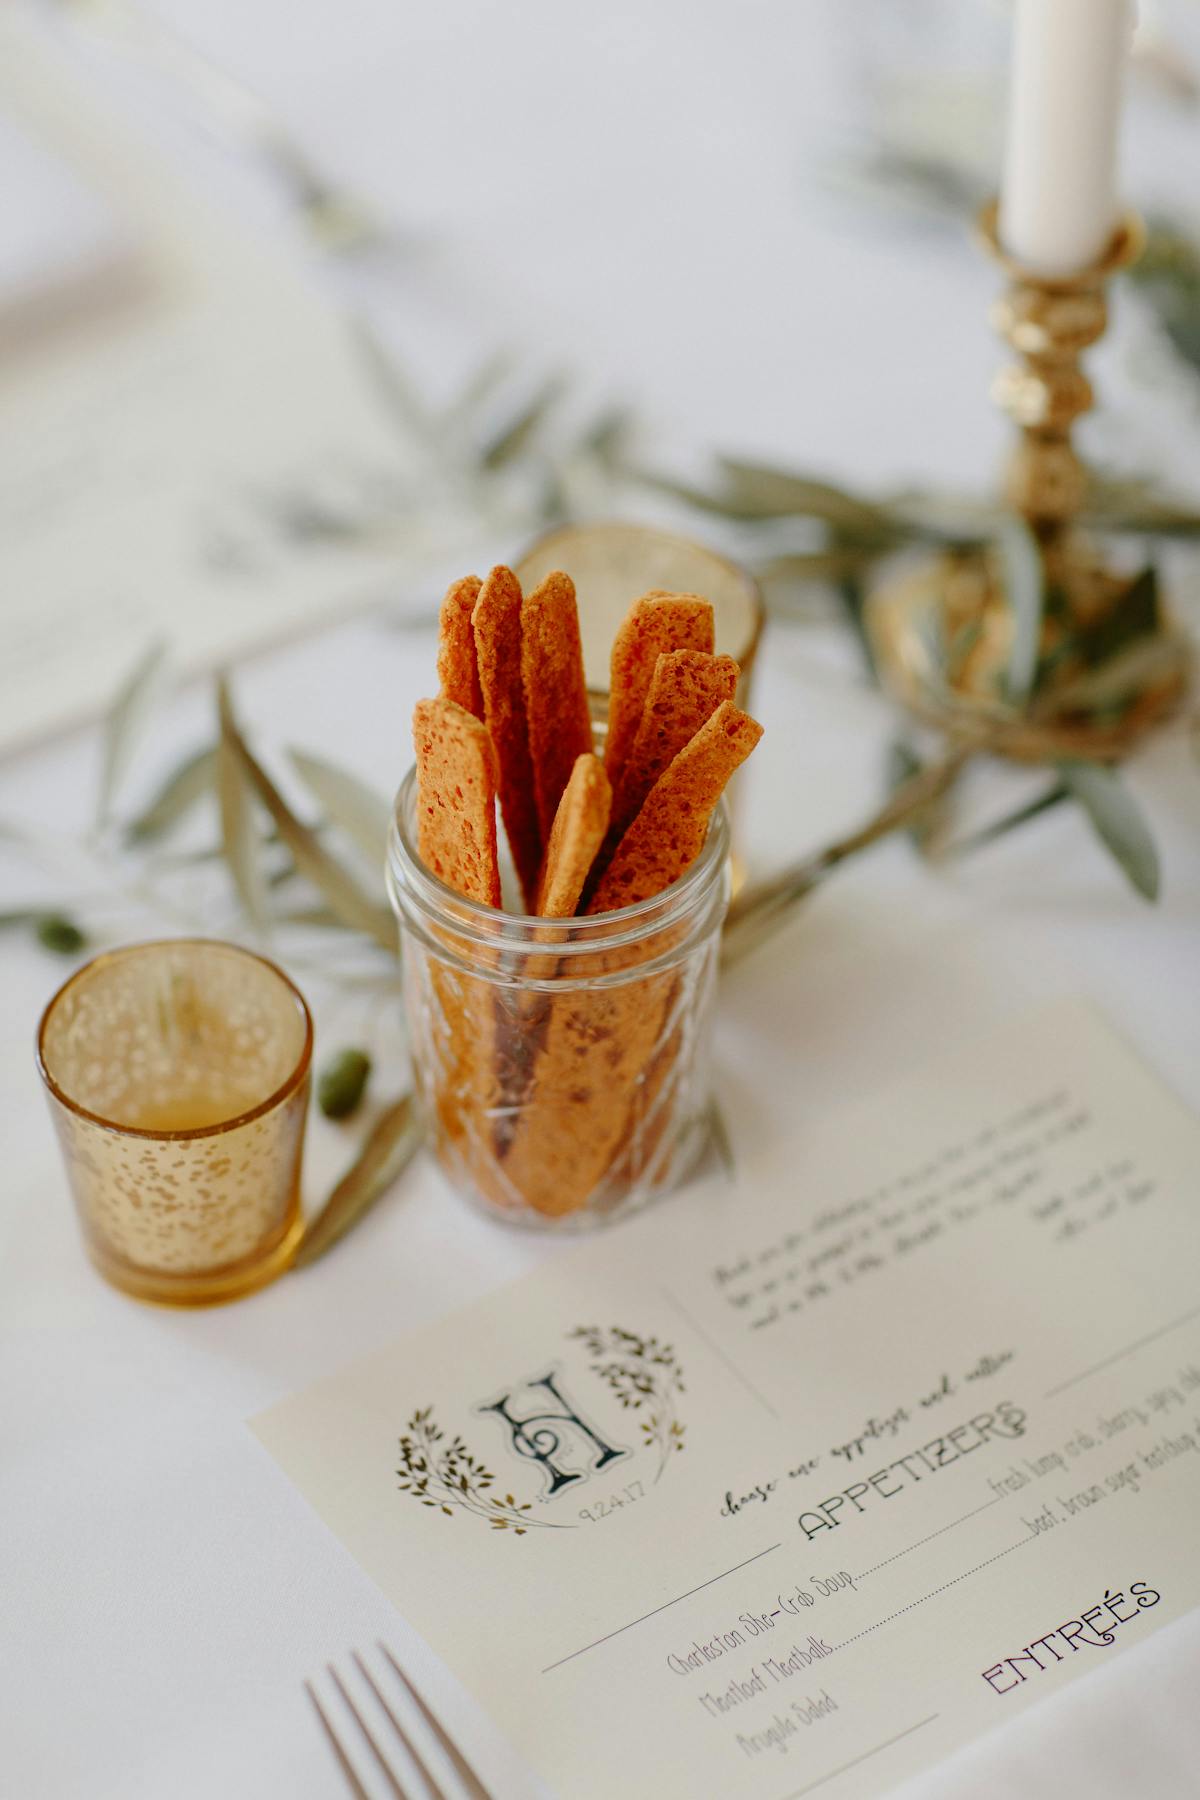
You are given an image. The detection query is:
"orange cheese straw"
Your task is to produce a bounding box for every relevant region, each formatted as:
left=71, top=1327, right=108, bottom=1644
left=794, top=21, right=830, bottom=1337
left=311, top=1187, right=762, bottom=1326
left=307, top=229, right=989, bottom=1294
left=588, top=700, right=762, bottom=913
left=472, top=564, right=542, bottom=910
left=435, top=575, right=484, bottom=718
left=610, top=648, right=739, bottom=846
left=412, top=696, right=501, bottom=906
left=536, top=754, right=612, bottom=918
left=603, top=592, right=714, bottom=791
left=521, top=570, right=594, bottom=840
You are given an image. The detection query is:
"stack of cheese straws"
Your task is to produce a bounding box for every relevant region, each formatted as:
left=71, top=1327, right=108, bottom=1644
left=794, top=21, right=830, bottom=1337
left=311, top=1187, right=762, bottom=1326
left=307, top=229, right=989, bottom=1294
left=406, top=565, right=763, bottom=1220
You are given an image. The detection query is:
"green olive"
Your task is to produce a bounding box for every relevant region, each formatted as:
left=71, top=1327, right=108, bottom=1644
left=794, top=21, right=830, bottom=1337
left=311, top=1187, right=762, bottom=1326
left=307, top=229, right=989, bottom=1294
left=36, top=915, right=87, bottom=956
left=317, top=1048, right=372, bottom=1119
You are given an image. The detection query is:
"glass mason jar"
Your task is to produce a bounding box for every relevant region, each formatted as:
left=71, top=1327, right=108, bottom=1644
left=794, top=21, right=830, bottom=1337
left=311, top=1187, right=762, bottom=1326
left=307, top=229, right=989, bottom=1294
left=387, top=765, right=730, bottom=1230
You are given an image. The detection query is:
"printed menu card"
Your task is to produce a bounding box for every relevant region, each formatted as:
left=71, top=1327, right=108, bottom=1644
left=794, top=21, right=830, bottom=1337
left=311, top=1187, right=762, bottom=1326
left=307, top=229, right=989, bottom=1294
left=254, top=1001, right=1200, bottom=1798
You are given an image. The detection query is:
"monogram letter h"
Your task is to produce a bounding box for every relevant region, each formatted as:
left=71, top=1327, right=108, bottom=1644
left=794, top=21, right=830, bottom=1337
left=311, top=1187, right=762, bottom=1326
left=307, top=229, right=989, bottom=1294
left=477, top=1369, right=628, bottom=1497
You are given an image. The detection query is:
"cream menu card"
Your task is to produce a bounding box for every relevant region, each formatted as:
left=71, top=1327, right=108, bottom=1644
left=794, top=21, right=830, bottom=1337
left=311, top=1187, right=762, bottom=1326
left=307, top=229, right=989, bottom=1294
left=254, top=1002, right=1200, bottom=1798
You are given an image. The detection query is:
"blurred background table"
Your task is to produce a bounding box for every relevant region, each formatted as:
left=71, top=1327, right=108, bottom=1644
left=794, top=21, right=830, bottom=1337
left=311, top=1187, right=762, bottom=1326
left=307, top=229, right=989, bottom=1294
left=3, top=3, right=1200, bottom=1796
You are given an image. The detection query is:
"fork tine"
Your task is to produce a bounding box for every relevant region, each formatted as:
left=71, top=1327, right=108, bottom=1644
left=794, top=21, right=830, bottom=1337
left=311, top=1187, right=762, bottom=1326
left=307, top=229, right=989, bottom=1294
left=377, top=1644, right=495, bottom=1800
left=304, top=1679, right=372, bottom=1800
left=328, top=1664, right=413, bottom=1800
left=352, top=1651, right=450, bottom=1800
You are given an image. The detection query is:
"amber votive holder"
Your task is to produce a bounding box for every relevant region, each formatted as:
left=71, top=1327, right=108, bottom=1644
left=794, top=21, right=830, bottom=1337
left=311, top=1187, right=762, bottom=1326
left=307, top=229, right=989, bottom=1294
left=36, top=939, right=312, bottom=1306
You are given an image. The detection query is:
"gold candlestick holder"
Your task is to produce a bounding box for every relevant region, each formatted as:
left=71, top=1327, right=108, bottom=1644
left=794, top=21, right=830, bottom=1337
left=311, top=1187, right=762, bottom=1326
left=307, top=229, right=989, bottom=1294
left=869, top=200, right=1191, bottom=762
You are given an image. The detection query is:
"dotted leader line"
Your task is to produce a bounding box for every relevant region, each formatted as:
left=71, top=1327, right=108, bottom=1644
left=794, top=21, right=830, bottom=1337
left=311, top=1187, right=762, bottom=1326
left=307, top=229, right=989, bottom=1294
left=856, top=1494, right=1005, bottom=1580
left=838, top=1534, right=1034, bottom=1650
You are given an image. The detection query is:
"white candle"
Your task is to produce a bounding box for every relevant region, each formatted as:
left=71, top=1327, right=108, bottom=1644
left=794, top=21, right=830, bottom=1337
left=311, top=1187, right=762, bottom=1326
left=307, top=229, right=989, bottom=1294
left=999, top=0, right=1135, bottom=275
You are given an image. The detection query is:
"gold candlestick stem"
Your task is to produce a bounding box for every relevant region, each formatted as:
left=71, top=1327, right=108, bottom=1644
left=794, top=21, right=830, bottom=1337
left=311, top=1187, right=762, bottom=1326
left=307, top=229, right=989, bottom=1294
left=982, top=199, right=1142, bottom=534
left=869, top=200, right=1189, bottom=763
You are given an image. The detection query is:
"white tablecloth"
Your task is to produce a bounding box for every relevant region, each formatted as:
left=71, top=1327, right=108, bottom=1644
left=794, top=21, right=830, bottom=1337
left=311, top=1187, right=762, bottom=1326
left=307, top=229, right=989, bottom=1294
left=4, top=4, right=1200, bottom=1796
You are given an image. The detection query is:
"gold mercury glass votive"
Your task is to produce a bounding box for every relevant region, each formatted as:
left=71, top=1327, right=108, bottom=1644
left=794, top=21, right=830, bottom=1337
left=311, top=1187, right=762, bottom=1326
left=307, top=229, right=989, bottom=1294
left=36, top=939, right=312, bottom=1306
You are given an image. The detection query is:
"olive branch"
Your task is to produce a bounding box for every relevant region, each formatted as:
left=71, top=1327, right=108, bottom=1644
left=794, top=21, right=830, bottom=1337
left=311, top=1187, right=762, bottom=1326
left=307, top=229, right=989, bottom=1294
left=568, top=1325, right=687, bottom=1482
left=396, top=1407, right=566, bottom=1534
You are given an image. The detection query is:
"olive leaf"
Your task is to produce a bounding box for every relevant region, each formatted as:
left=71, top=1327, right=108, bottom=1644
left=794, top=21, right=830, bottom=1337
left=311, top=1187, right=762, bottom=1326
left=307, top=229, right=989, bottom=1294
left=1086, top=501, right=1200, bottom=539
left=216, top=683, right=269, bottom=930
left=347, top=317, right=433, bottom=443
left=1084, top=475, right=1200, bottom=538
left=759, top=547, right=879, bottom=588
left=1037, top=632, right=1186, bottom=717
left=1129, top=219, right=1200, bottom=378
left=717, top=458, right=898, bottom=537
left=124, top=746, right=216, bottom=844
left=706, top=1099, right=737, bottom=1182
left=440, top=349, right=516, bottom=442
left=480, top=374, right=566, bottom=469
left=833, top=144, right=984, bottom=225
left=945, top=614, right=985, bottom=685
left=910, top=591, right=947, bottom=682
left=577, top=404, right=632, bottom=463
left=999, top=520, right=1045, bottom=704
left=633, top=457, right=902, bottom=534
left=1059, top=761, right=1161, bottom=902
left=887, top=490, right=1005, bottom=541
left=287, top=747, right=392, bottom=871
left=274, top=904, right=354, bottom=930
left=624, top=467, right=746, bottom=519
left=96, top=641, right=169, bottom=829
left=946, top=781, right=1070, bottom=859
left=217, top=679, right=397, bottom=951
left=836, top=573, right=877, bottom=677
left=0, top=908, right=39, bottom=931
left=885, top=740, right=952, bottom=853
left=1072, top=567, right=1160, bottom=670
left=292, top=1093, right=419, bottom=1268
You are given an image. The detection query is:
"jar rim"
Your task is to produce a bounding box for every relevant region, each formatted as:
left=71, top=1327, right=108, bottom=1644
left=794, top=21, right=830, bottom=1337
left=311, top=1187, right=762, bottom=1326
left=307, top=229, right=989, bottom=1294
left=387, top=764, right=730, bottom=958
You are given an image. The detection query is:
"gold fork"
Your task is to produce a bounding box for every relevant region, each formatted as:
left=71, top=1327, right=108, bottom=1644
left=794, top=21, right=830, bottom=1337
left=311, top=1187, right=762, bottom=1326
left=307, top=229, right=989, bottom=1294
left=305, top=1644, right=494, bottom=1800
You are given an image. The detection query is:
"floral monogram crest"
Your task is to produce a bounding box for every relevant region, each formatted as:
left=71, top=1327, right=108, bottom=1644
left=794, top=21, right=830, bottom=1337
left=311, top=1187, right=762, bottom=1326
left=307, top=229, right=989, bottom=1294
left=396, top=1322, right=687, bottom=1537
